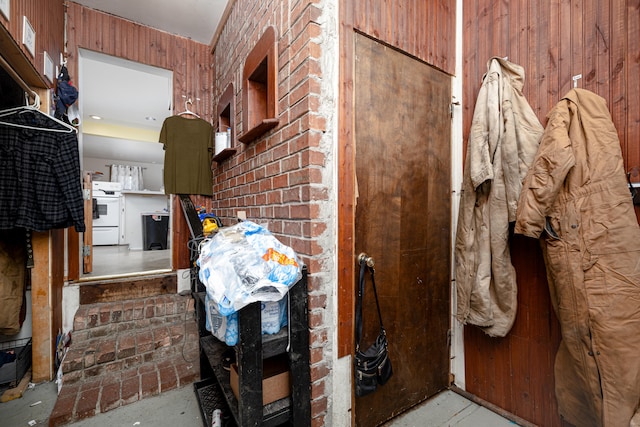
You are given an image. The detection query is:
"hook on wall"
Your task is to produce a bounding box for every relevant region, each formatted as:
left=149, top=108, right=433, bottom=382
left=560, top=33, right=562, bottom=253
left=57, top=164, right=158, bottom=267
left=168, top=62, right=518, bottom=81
left=572, top=74, right=582, bottom=88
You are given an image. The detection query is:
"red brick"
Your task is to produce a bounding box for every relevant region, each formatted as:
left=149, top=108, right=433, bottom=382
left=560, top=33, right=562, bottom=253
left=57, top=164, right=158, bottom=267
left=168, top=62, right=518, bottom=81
left=84, top=364, right=105, bottom=378
left=104, top=360, right=124, bottom=373
left=169, top=324, right=184, bottom=345
left=73, top=307, right=87, bottom=331
left=75, top=387, right=100, bottom=420
left=116, top=322, right=136, bottom=333
left=133, top=300, right=145, bottom=319
left=96, top=340, right=116, bottom=364
left=117, top=334, right=136, bottom=359
left=99, top=306, right=111, bottom=324
left=144, top=299, right=156, bottom=318
left=121, top=376, right=140, bottom=405
left=311, top=414, right=326, bottom=427
left=80, top=377, right=102, bottom=391
left=140, top=371, right=159, bottom=398
left=310, top=363, right=330, bottom=382
left=83, top=350, right=96, bottom=368
left=121, top=367, right=139, bottom=379
left=174, top=361, right=198, bottom=387
left=100, top=382, right=121, bottom=413
left=101, top=373, right=120, bottom=386
left=155, top=298, right=166, bottom=316
left=49, top=392, right=77, bottom=427
left=310, top=347, right=323, bottom=365
left=62, top=348, right=84, bottom=373
left=89, top=325, right=113, bottom=338
left=153, top=327, right=170, bottom=349
left=61, top=370, right=83, bottom=385
left=311, top=379, right=325, bottom=399
left=122, top=355, right=144, bottom=370
left=123, top=301, right=135, bottom=321
left=71, top=330, right=89, bottom=342
left=165, top=298, right=175, bottom=315
left=311, top=395, right=328, bottom=420
left=159, top=366, right=178, bottom=392
left=111, top=306, right=123, bottom=323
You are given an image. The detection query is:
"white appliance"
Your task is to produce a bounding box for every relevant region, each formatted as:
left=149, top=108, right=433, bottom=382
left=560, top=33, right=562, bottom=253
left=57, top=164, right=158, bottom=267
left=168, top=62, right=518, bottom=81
left=92, top=181, right=122, bottom=245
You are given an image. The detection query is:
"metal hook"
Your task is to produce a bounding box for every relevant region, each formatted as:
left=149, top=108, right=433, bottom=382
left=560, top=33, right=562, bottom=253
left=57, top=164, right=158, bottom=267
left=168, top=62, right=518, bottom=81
left=572, top=74, right=582, bottom=88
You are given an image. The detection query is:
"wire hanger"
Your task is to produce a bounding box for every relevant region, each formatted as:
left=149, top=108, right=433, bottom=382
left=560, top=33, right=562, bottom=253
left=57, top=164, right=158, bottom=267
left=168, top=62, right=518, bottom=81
left=177, top=97, right=200, bottom=118
left=0, top=93, right=77, bottom=134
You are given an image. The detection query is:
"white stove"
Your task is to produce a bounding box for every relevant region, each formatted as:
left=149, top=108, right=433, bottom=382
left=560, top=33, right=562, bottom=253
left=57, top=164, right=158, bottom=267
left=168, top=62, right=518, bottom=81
left=92, top=181, right=122, bottom=245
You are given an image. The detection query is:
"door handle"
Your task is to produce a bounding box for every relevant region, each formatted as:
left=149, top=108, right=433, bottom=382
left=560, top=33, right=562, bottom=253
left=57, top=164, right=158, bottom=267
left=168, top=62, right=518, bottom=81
left=358, top=252, right=375, bottom=268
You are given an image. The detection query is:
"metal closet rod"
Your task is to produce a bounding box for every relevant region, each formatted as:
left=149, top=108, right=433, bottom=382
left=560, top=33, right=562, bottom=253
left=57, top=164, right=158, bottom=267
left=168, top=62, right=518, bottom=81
left=0, top=54, right=39, bottom=102
left=105, top=164, right=147, bottom=169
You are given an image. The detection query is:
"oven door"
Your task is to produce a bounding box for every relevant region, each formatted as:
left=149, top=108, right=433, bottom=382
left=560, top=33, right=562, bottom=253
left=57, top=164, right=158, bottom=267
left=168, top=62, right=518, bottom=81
left=93, top=196, right=121, bottom=227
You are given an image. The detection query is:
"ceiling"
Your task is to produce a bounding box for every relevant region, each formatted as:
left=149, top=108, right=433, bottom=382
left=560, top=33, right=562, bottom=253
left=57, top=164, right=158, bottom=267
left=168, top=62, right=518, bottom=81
left=72, top=0, right=228, bottom=45
left=73, top=0, right=228, bottom=164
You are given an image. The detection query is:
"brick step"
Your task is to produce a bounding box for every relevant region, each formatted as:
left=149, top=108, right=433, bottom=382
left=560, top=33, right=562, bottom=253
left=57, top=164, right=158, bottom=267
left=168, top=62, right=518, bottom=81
left=49, top=294, right=200, bottom=426
left=72, top=294, right=192, bottom=335
left=49, top=353, right=200, bottom=426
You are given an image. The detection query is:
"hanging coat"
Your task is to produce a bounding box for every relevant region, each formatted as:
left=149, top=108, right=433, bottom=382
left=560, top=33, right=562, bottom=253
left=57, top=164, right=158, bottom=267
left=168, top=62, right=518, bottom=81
left=515, top=88, right=640, bottom=427
left=454, top=57, right=543, bottom=337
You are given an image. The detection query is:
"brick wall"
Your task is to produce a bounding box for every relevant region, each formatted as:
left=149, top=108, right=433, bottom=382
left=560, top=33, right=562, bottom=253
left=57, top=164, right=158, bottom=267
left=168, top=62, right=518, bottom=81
left=211, top=1, right=338, bottom=425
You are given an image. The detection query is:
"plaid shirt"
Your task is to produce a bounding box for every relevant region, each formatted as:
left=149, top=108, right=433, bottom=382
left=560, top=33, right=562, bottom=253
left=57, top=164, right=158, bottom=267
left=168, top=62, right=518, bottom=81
left=0, top=110, right=85, bottom=232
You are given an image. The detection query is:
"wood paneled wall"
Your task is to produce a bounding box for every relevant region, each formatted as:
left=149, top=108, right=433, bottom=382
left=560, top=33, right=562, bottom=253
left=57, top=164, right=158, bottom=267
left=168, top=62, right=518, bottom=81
left=352, top=0, right=456, bottom=75
left=339, top=0, right=457, bottom=358
left=65, top=1, right=214, bottom=271
left=0, top=0, right=64, bottom=88
left=463, top=0, right=640, bottom=177
left=462, top=1, right=640, bottom=426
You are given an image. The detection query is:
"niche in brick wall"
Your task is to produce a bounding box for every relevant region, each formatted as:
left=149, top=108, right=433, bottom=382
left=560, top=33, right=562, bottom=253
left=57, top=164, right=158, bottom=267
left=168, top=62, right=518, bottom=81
left=238, top=25, right=279, bottom=144
left=213, top=82, right=236, bottom=162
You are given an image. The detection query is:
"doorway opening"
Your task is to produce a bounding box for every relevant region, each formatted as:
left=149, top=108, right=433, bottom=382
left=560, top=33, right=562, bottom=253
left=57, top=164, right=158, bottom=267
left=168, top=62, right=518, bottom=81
left=77, top=50, right=173, bottom=279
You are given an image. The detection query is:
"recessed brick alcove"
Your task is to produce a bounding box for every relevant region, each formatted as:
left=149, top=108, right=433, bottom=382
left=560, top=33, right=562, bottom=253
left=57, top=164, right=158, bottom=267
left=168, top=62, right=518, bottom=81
left=48, top=293, right=199, bottom=426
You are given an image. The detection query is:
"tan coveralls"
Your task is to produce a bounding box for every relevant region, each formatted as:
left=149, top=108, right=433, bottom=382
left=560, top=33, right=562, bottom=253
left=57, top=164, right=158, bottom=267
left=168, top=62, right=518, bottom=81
left=515, top=88, right=640, bottom=427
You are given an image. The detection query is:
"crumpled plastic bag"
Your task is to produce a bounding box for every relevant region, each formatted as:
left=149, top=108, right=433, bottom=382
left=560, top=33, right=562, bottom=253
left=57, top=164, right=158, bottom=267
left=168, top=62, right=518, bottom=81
left=205, top=293, right=238, bottom=345
left=198, top=221, right=302, bottom=316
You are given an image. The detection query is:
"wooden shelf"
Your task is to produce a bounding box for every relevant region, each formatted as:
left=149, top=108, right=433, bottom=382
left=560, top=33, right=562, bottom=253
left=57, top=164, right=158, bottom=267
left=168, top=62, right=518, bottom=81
left=212, top=147, right=237, bottom=163
left=237, top=118, right=279, bottom=144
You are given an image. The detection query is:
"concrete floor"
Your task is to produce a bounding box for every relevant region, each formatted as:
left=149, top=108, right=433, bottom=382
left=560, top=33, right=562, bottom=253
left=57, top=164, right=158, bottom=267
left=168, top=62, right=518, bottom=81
left=84, top=245, right=171, bottom=279
left=0, top=380, right=518, bottom=427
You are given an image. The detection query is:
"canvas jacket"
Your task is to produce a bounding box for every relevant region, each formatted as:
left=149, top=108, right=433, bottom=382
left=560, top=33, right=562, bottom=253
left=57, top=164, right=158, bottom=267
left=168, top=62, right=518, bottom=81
left=515, top=88, right=640, bottom=427
left=454, top=57, right=543, bottom=337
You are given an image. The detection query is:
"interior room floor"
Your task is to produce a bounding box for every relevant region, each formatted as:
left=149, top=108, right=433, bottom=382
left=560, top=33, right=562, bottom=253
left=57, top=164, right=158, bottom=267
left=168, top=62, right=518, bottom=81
left=0, top=380, right=518, bottom=427
left=83, top=245, right=171, bottom=278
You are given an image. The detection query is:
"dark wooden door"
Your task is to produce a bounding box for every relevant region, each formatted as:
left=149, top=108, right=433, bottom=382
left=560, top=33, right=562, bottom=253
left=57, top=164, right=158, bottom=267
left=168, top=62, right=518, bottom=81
left=354, top=34, right=452, bottom=426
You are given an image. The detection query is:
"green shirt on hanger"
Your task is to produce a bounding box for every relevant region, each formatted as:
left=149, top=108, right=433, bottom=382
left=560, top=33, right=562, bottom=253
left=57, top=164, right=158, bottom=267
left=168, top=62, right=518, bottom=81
left=159, top=115, right=213, bottom=196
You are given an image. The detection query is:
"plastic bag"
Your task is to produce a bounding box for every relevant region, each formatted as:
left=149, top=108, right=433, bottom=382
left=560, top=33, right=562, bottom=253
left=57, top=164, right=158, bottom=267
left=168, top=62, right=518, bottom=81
left=204, top=293, right=238, bottom=346
left=198, top=221, right=302, bottom=316
left=261, top=297, right=288, bottom=335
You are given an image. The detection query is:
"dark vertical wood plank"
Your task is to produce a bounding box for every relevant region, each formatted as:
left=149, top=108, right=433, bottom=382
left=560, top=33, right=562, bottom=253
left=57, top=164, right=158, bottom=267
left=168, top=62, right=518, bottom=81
left=537, top=0, right=550, bottom=121
left=596, top=0, right=611, bottom=96
left=628, top=0, right=640, bottom=177
left=610, top=0, right=627, bottom=152
left=527, top=0, right=540, bottom=114
left=337, top=0, right=355, bottom=359
left=559, top=0, right=573, bottom=97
